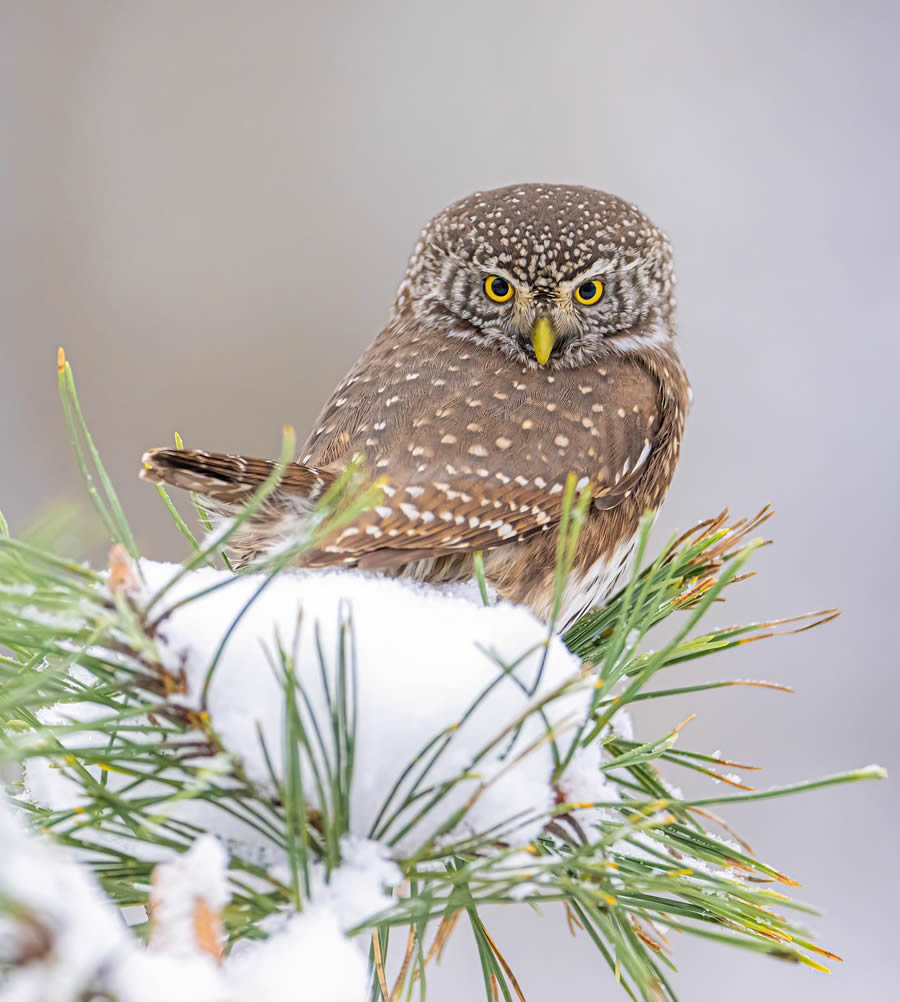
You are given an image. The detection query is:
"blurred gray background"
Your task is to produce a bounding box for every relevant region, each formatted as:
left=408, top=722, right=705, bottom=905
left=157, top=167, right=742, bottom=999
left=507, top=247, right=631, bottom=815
left=1, top=2, right=898, bottom=999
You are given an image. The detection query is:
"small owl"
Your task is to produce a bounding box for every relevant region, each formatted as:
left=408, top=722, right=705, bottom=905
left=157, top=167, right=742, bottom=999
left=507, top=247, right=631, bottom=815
left=142, top=184, right=690, bottom=626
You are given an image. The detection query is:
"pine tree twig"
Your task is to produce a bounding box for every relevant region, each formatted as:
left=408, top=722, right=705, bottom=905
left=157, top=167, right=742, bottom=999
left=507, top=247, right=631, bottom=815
left=0, top=357, right=887, bottom=1002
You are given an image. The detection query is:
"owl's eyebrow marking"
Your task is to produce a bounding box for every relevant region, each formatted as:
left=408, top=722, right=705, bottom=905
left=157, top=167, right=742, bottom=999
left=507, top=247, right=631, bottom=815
left=563, top=255, right=645, bottom=286
left=466, top=258, right=519, bottom=285
left=584, top=258, right=618, bottom=276
left=558, top=259, right=615, bottom=287
left=616, top=257, right=645, bottom=274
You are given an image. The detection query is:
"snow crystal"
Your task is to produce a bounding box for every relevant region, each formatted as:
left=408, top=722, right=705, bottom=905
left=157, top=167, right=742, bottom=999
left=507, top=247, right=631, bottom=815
left=609, top=707, right=633, bottom=742
left=23, top=700, right=118, bottom=812
left=479, top=848, right=555, bottom=900
left=557, top=744, right=623, bottom=839
left=228, top=909, right=368, bottom=1002
left=559, top=744, right=621, bottom=806
left=149, top=835, right=228, bottom=956
left=16, top=604, right=85, bottom=631
left=306, top=837, right=401, bottom=931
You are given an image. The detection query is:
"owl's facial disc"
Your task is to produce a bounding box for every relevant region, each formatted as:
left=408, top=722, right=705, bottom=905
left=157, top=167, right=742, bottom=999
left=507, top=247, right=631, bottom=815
left=394, top=184, right=677, bottom=366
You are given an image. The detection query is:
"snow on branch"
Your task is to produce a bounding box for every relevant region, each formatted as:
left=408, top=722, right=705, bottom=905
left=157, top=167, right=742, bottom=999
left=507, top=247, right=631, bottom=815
left=141, top=559, right=587, bottom=853
left=22, top=560, right=588, bottom=867
left=0, top=800, right=369, bottom=1002
left=0, top=361, right=886, bottom=1002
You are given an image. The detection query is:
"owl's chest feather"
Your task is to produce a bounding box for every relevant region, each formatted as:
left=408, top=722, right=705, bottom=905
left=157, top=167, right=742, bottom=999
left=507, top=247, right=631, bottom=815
left=303, top=333, right=665, bottom=495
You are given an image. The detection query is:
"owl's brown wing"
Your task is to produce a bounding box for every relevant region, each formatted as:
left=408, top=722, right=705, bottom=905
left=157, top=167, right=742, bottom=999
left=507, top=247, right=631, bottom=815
left=301, top=352, right=661, bottom=568
left=306, top=451, right=653, bottom=571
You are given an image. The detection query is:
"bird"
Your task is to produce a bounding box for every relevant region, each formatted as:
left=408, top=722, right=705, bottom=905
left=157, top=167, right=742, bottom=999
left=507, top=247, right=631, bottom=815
left=141, top=183, right=690, bottom=627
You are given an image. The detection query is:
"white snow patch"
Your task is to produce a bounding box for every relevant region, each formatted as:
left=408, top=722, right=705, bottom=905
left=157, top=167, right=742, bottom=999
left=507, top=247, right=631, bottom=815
left=559, top=744, right=621, bottom=807
left=308, top=837, right=401, bottom=931
left=103, top=951, right=224, bottom=1002
left=0, top=800, right=132, bottom=1002
left=558, top=744, right=623, bottom=837
left=133, top=561, right=587, bottom=854
left=228, top=909, right=368, bottom=1002
left=148, top=836, right=229, bottom=956
left=1, top=801, right=368, bottom=1002
left=609, top=707, right=634, bottom=742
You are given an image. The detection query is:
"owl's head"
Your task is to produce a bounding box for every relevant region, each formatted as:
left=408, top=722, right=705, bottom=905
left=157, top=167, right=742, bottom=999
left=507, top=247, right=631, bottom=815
left=393, top=183, right=676, bottom=369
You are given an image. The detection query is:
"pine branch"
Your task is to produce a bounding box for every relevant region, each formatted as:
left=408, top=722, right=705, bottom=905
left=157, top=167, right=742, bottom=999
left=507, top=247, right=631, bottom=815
left=0, top=352, right=887, bottom=1002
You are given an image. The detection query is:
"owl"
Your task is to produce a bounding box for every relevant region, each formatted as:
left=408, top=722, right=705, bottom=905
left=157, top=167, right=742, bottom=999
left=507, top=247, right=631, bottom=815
left=142, top=184, right=690, bottom=627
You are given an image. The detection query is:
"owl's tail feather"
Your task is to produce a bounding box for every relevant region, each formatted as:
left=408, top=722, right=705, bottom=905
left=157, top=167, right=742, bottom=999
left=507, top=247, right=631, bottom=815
left=140, top=448, right=334, bottom=506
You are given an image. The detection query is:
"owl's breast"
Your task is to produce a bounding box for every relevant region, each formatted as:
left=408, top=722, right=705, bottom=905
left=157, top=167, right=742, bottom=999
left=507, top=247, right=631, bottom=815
left=302, top=330, right=663, bottom=503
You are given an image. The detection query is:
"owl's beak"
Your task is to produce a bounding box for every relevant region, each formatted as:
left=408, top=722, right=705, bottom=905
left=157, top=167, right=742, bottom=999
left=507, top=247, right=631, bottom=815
left=531, top=315, right=557, bottom=366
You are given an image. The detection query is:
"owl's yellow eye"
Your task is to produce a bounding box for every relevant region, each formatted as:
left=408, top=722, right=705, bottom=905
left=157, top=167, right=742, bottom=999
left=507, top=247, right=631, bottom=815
left=484, top=275, right=514, bottom=303
left=573, top=280, right=604, bottom=306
